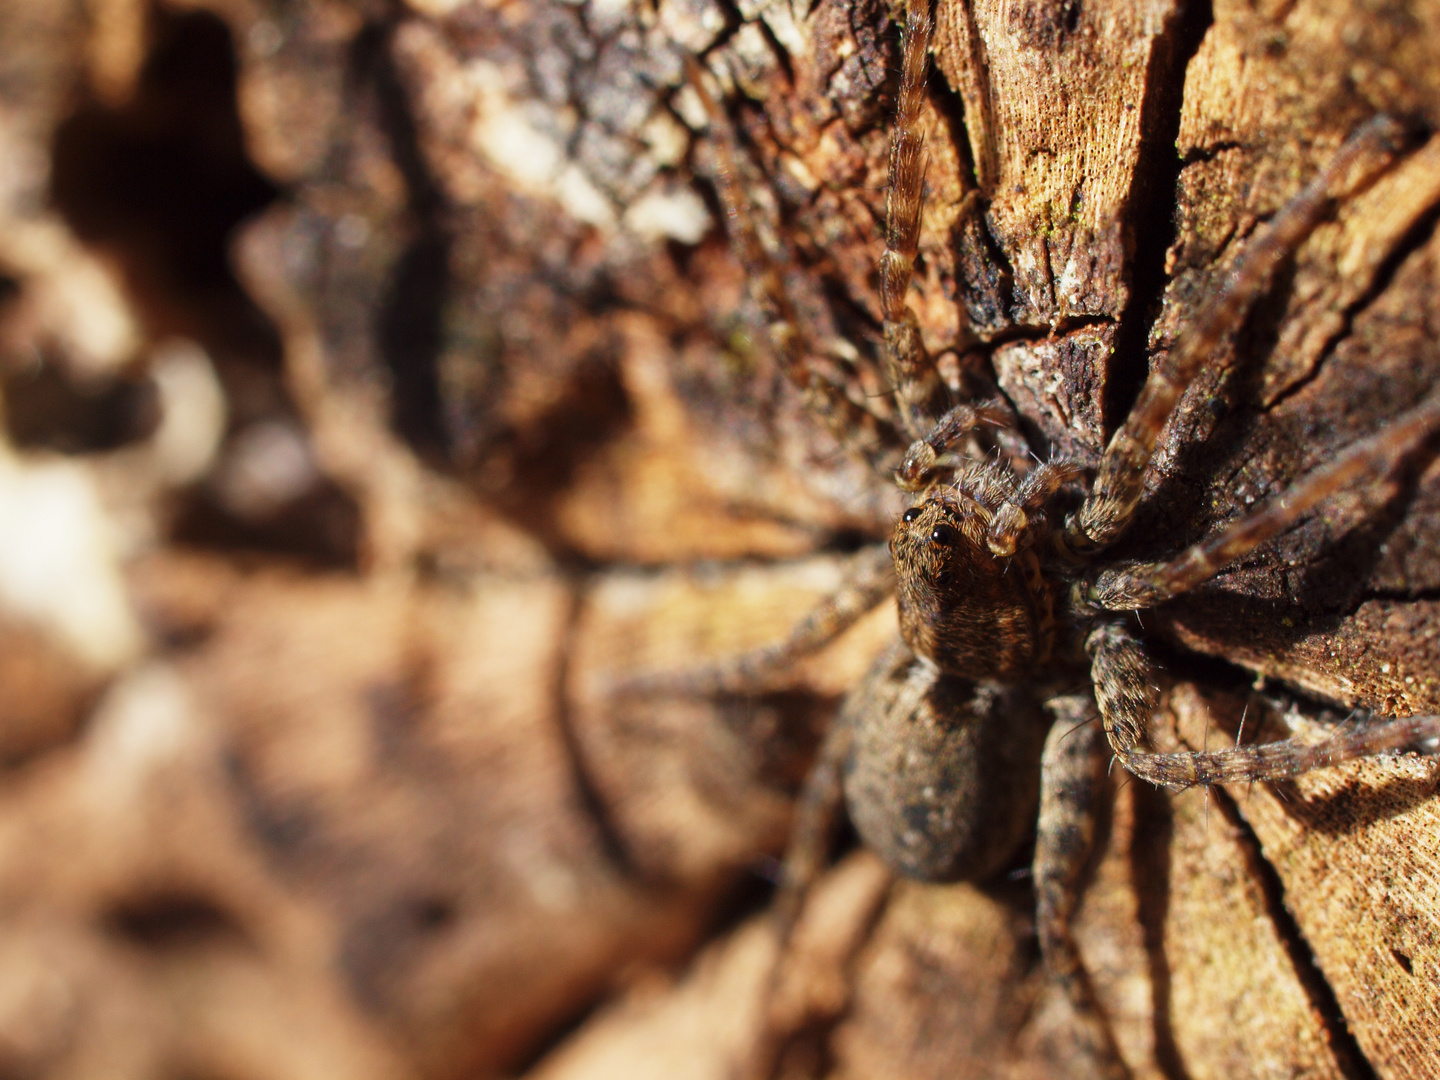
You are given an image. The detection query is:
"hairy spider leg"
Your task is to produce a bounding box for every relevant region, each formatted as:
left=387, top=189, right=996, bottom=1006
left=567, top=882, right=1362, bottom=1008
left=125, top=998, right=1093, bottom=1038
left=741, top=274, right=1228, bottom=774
left=1034, top=698, right=1129, bottom=1080
left=1087, top=622, right=1440, bottom=788
left=610, top=544, right=894, bottom=700
left=1067, top=114, right=1410, bottom=554
left=1086, top=387, right=1440, bottom=611
left=878, top=0, right=939, bottom=441
left=1077, top=374, right=1440, bottom=789
left=684, top=56, right=893, bottom=461
left=895, top=398, right=1013, bottom=489
left=880, top=0, right=1031, bottom=486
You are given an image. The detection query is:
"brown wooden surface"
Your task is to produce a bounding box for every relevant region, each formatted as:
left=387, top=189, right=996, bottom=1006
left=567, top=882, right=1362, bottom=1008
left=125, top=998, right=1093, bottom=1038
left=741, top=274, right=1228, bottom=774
left=0, top=0, right=1436, bottom=1077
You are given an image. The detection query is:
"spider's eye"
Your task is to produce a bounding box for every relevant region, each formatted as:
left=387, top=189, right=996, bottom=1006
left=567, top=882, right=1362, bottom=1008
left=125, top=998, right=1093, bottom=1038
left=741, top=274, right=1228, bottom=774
left=902, top=506, right=924, bottom=523
left=930, top=523, right=958, bottom=547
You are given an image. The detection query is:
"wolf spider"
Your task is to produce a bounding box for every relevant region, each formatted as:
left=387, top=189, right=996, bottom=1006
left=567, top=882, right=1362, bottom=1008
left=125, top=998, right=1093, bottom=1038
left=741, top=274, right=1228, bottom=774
left=642, top=1, right=1440, bottom=1075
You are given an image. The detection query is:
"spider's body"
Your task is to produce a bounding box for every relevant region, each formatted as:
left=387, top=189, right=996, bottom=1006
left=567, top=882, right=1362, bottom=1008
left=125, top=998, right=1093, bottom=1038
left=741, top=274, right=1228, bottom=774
left=650, top=1, right=1440, bottom=1074
left=892, top=474, right=1058, bottom=681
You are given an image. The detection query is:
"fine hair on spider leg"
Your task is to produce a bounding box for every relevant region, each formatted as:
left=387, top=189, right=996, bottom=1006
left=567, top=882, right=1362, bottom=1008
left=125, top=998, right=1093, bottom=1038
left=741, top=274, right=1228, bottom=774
left=645, top=2, right=1440, bottom=1077
left=680, top=56, right=896, bottom=466
left=1066, top=112, right=1413, bottom=553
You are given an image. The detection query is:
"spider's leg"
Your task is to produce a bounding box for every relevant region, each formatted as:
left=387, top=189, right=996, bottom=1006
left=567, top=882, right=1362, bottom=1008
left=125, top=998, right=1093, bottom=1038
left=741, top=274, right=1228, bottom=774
left=771, top=717, right=856, bottom=931
left=746, top=673, right=909, bottom=1080
left=895, top=398, right=1013, bottom=490
left=1066, top=114, right=1408, bottom=554
left=613, top=543, right=893, bottom=698
left=1035, top=696, right=1131, bottom=1080
left=1083, top=388, right=1440, bottom=610
left=878, top=0, right=939, bottom=441
left=686, top=58, right=892, bottom=459
left=738, top=716, right=859, bottom=1080
left=985, top=457, right=1084, bottom=556
left=1087, top=622, right=1440, bottom=788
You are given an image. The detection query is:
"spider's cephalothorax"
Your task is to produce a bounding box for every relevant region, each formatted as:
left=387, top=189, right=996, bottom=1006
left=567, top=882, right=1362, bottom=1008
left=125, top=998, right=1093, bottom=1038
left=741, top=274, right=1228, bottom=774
left=891, top=472, right=1058, bottom=682
left=645, top=0, right=1440, bottom=1076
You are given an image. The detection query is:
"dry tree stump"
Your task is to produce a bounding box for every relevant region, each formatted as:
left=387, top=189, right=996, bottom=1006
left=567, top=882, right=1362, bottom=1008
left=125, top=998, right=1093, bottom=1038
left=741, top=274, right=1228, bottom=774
left=368, top=0, right=1440, bottom=1072
left=0, top=0, right=1437, bottom=1076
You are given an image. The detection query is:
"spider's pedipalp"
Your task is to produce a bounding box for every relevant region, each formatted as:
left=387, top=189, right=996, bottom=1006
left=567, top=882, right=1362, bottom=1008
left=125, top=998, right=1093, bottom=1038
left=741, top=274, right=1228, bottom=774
left=896, top=398, right=1012, bottom=490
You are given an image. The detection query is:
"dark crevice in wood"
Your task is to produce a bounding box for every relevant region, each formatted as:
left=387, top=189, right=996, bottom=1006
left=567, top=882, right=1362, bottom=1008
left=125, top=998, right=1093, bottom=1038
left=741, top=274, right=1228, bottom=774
left=49, top=5, right=282, bottom=352
left=926, top=41, right=982, bottom=200
left=972, top=211, right=1020, bottom=330
left=691, top=2, right=747, bottom=66
left=1179, top=140, right=1247, bottom=165
left=949, top=0, right=998, bottom=192
left=1130, top=783, right=1194, bottom=1080
left=1108, top=0, right=1215, bottom=437
left=1358, top=585, right=1440, bottom=603
left=1210, top=786, right=1381, bottom=1080
left=979, top=314, right=1118, bottom=348
left=103, top=890, right=253, bottom=951
left=708, top=0, right=796, bottom=89
left=753, top=13, right=799, bottom=89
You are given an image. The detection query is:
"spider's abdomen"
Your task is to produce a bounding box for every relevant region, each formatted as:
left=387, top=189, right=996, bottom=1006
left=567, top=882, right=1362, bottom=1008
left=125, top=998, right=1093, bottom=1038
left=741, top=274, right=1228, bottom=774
left=891, top=494, right=1053, bottom=680
left=841, top=642, right=1049, bottom=882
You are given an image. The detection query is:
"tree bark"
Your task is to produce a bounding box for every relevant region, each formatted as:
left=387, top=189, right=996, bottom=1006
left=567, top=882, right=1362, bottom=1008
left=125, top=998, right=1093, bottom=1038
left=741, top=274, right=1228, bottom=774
left=0, top=0, right=1436, bottom=1076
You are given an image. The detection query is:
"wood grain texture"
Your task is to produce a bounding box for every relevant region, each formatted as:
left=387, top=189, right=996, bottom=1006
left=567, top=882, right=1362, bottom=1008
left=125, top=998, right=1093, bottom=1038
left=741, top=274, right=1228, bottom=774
left=1169, top=684, right=1440, bottom=1076
left=0, top=0, right=1436, bottom=1075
